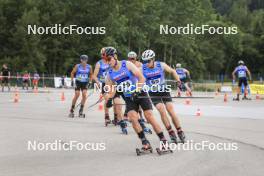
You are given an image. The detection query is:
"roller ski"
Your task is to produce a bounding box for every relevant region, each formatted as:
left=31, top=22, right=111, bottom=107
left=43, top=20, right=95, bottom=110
left=119, top=120, right=128, bottom=135
left=156, top=140, right=173, bottom=155
left=242, top=96, right=251, bottom=100
left=233, top=97, right=240, bottom=101
left=177, top=130, right=186, bottom=143
left=136, top=140, right=153, bottom=156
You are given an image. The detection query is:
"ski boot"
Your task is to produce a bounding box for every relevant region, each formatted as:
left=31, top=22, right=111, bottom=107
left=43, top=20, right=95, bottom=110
left=156, top=138, right=173, bottom=155
left=78, top=105, right=85, bottom=118
left=168, top=130, right=178, bottom=144
left=136, top=139, right=152, bottom=156
left=105, top=114, right=111, bottom=127
left=233, top=97, right=240, bottom=101
left=112, top=114, right=119, bottom=126
left=119, top=120, right=128, bottom=135
left=112, top=118, right=119, bottom=126
left=68, top=105, right=75, bottom=118
left=68, top=109, right=74, bottom=118
left=139, top=118, right=152, bottom=134
left=177, top=130, right=186, bottom=143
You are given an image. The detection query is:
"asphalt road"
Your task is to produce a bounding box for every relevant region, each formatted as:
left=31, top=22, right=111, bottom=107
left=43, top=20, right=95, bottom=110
left=0, top=88, right=264, bottom=176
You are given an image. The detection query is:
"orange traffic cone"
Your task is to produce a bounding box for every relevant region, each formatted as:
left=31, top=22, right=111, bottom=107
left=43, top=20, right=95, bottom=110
left=224, top=93, right=228, bottom=102
left=196, top=108, right=201, bottom=117
left=61, top=91, right=65, bottom=101
left=14, top=92, right=19, bottom=103
left=98, top=102, right=104, bottom=111
left=256, top=92, right=260, bottom=100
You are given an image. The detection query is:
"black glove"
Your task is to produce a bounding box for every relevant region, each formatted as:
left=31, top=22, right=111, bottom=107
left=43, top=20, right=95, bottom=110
left=131, top=91, right=141, bottom=102
left=106, top=98, right=113, bottom=108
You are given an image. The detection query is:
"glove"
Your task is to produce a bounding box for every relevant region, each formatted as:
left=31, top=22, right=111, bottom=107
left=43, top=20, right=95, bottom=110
left=106, top=98, right=113, bottom=108
left=88, top=81, right=94, bottom=89
left=131, top=91, right=141, bottom=102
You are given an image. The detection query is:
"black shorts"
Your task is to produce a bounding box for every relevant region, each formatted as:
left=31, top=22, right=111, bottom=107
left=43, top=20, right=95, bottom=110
left=148, top=91, right=172, bottom=106
left=238, top=77, right=248, bottom=87
left=113, top=91, right=125, bottom=100
left=23, top=79, right=29, bottom=84
left=124, top=92, right=152, bottom=113
left=2, top=78, right=9, bottom=84
left=75, top=81, right=88, bottom=91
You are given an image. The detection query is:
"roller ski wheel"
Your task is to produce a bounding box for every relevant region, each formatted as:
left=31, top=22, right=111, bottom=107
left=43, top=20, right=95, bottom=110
left=242, top=97, right=251, bottom=100
left=156, top=147, right=173, bottom=155
left=143, top=127, right=152, bottom=134
left=68, top=112, right=74, bottom=118
left=136, top=144, right=153, bottom=156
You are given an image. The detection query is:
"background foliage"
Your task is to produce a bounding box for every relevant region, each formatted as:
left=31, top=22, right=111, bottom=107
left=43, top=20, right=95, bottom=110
left=0, top=0, right=263, bottom=79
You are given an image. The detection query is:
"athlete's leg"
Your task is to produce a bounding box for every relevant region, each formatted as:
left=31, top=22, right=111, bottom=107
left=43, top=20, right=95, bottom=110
left=143, top=110, right=162, bottom=134
left=1, top=81, right=4, bottom=92
left=113, top=96, right=123, bottom=121
left=70, top=90, right=80, bottom=112
left=155, top=103, right=170, bottom=128
left=236, top=79, right=242, bottom=100
left=184, top=82, right=192, bottom=96
left=165, top=102, right=181, bottom=129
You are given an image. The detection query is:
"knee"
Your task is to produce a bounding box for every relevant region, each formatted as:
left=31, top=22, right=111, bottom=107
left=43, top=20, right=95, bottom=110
left=75, top=92, right=80, bottom=97
left=128, top=111, right=138, bottom=121
left=156, top=104, right=166, bottom=115
left=143, top=110, right=153, bottom=118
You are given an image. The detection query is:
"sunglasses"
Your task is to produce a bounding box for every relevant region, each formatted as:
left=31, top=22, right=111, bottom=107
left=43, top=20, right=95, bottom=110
left=142, top=60, right=152, bottom=64
left=128, top=57, right=136, bottom=60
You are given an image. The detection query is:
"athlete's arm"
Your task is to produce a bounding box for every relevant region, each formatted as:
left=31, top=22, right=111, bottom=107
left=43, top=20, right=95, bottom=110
left=184, top=69, right=191, bottom=79
left=126, top=61, right=145, bottom=91
left=93, top=62, right=100, bottom=84
left=105, top=75, right=116, bottom=99
left=232, top=69, right=237, bottom=80
left=246, top=67, right=252, bottom=81
left=70, top=65, right=78, bottom=82
left=89, top=65, right=93, bottom=82
left=161, top=62, right=180, bottom=82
